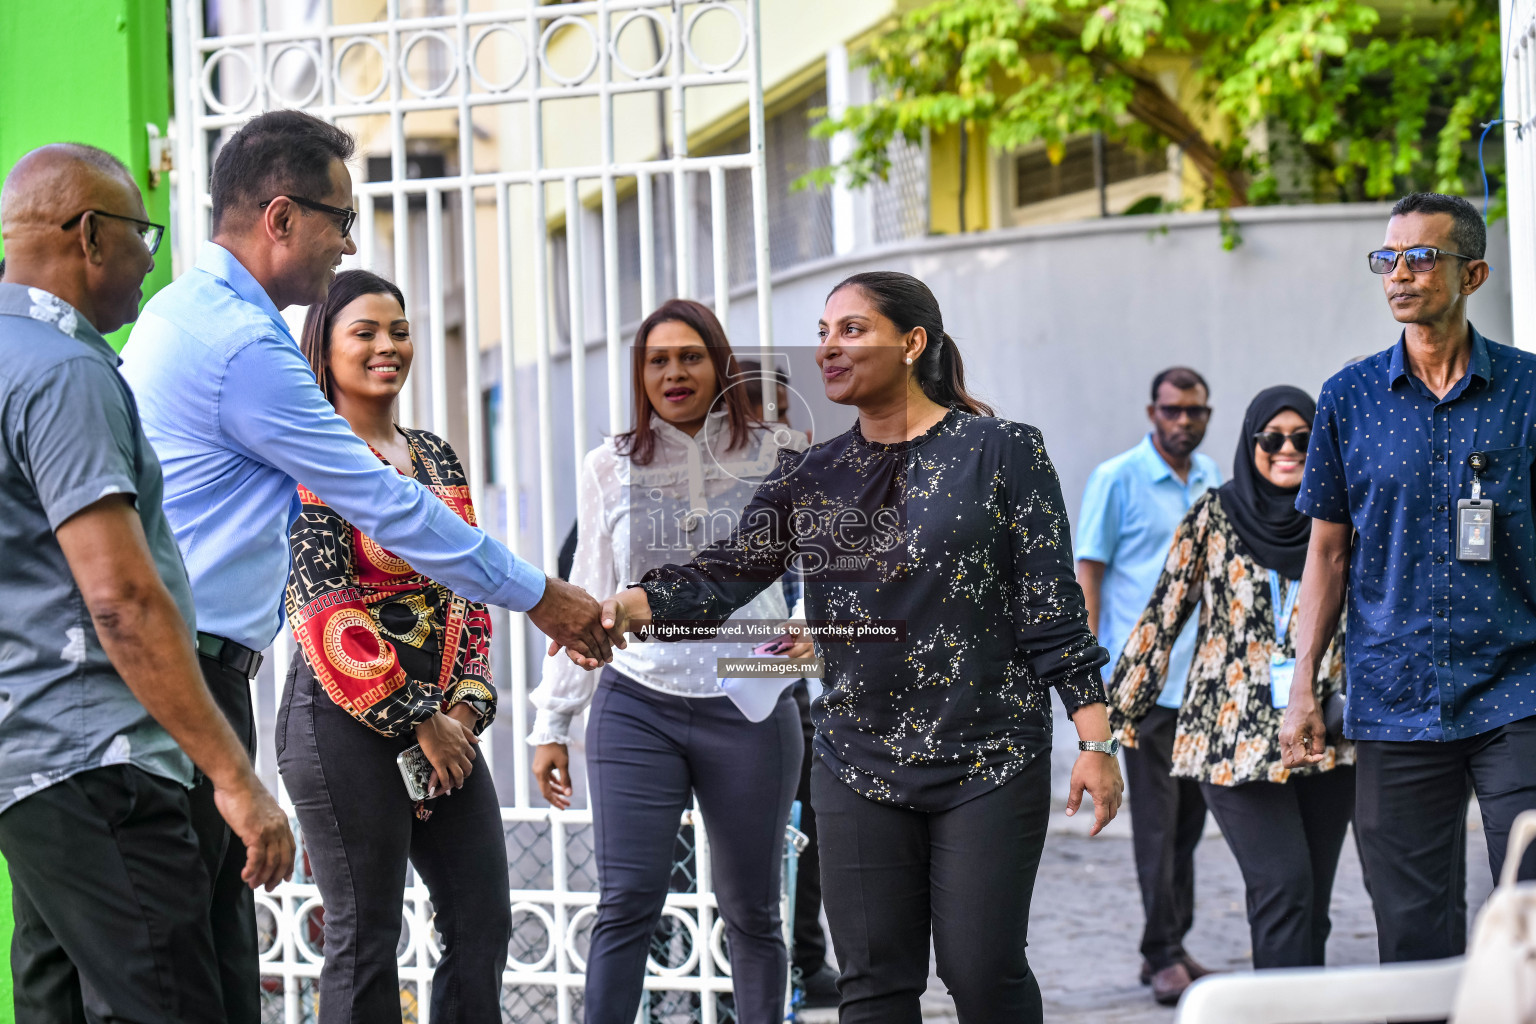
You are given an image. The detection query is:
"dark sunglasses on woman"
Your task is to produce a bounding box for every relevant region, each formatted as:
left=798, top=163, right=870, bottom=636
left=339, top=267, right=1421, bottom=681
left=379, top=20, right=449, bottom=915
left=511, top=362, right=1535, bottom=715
left=1254, top=429, right=1310, bottom=454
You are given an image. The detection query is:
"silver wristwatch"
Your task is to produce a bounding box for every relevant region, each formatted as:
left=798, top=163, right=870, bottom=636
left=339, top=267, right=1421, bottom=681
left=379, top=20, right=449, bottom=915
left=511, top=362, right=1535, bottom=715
left=1078, top=738, right=1121, bottom=756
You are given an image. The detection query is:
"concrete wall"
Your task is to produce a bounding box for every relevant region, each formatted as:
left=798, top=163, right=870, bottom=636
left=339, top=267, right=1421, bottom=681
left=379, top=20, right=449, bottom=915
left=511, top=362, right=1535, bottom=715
left=493, top=202, right=1515, bottom=802
left=719, top=202, right=1515, bottom=523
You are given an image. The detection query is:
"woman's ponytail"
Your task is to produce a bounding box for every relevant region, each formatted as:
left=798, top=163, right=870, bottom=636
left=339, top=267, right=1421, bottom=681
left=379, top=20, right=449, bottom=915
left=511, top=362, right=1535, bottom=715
left=829, top=272, right=993, bottom=417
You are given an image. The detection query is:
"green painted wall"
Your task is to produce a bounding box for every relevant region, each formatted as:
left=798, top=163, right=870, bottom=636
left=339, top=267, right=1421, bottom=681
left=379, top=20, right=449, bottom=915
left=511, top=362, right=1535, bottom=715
left=0, top=0, right=174, bottom=352
left=0, top=3, right=172, bottom=1016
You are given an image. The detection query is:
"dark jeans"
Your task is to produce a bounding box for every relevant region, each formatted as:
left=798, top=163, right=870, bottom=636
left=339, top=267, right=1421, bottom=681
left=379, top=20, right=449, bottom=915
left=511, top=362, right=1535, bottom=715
left=584, top=668, right=801, bottom=1024
left=813, top=752, right=1052, bottom=1024
left=277, top=662, right=511, bottom=1023
left=1355, top=714, right=1536, bottom=963
left=1200, top=767, right=1356, bottom=968
left=790, top=680, right=829, bottom=976
left=0, top=765, right=222, bottom=1024
left=1123, top=705, right=1207, bottom=971
left=187, top=653, right=260, bottom=1024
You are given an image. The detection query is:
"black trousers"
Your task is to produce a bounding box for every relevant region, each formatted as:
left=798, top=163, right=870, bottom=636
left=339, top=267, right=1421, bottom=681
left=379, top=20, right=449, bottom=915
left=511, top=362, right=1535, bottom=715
left=1123, top=705, right=1207, bottom=971
left=1200, top=767, right=1356, bottom=968
left=277, top=662, right=511, bottom=1023
left=790, top=681, right=829, bottom=976
left=583, top=669, right=801, bottom=1024
left=0, top=765, right=222, bottom=1024
left=1356, top=714, right=1536, bottom=963
left=813, top=753, right=1052, bottom=1024
left=186, top=653, right=260, bottom=1024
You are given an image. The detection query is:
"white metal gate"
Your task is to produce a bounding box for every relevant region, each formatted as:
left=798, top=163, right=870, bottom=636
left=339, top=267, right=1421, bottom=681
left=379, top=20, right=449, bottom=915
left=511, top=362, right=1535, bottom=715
left=170, top=2, right=775, bottom=1021
left=1506, top=0, right=1535, bottom=351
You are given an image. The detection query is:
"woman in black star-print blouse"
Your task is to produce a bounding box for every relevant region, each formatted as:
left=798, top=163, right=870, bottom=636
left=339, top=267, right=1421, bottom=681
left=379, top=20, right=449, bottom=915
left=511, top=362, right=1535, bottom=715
left=596, top=272, right=1124, bottom=1024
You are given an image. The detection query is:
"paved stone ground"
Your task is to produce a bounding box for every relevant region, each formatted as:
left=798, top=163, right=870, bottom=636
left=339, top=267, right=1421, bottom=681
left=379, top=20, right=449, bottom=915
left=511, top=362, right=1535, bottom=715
left=804, top=820, right=1492, bottom=1024
left=801, top=710, right=1498, bottom=1024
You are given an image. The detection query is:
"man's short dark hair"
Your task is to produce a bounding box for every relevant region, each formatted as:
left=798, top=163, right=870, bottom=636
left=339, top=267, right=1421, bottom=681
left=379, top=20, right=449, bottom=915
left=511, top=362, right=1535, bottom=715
left=210, top=110, right=355, bottom=232
left=1390, top=192, right=1486, bottom=260
left=1150, top=366, right=1208, bottom=402
left=735, top=358, right=790, bottom=409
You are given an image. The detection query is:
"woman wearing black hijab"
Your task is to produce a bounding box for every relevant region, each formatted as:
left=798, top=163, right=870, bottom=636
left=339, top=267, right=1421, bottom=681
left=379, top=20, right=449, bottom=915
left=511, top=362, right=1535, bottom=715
left=1108, top=385, right=1355, bottom=969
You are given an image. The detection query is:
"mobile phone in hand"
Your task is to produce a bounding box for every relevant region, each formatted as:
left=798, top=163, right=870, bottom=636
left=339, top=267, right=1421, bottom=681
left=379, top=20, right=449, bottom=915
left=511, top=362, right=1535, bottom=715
left=397, top=743, right=436, bottom=801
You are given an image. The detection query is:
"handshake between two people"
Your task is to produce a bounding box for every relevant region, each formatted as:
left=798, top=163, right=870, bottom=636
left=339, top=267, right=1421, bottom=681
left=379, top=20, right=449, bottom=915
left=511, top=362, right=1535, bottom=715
left=533, top=581, right=817, bottom=670
left=532, top=578, right=643, bottom=670
left=531, top=583, right=815, bottom=810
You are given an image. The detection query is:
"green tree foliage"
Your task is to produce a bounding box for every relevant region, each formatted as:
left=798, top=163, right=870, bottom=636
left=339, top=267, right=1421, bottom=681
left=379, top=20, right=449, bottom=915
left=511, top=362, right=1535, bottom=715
left=810, top=0, right=1504, bottom=209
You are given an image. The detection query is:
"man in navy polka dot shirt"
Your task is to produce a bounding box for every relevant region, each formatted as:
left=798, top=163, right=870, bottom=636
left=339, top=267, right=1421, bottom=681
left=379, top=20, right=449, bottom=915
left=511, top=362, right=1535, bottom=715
left=1278, top=192, right=1536, bottom=966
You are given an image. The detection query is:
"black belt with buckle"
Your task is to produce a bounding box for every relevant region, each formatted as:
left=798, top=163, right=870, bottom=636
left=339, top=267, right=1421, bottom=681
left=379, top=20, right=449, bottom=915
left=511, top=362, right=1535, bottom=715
left=196, top=632, right=265, bottom=681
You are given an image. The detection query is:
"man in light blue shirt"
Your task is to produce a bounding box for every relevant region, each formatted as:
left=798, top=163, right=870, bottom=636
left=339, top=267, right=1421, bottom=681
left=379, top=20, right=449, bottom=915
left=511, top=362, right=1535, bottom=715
left=1075, top=366, right=1221, bottom=1004
left=120, top=110, right=611, bottom=1023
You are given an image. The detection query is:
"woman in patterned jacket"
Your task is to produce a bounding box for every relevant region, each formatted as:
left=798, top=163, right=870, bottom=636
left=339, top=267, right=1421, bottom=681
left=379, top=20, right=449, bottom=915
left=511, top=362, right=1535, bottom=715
left=277, top=270, right=510, bottom=1023
left=595, top=272, right=1124, bottom=1024
left=1109, top=385, right=1355, bottom=970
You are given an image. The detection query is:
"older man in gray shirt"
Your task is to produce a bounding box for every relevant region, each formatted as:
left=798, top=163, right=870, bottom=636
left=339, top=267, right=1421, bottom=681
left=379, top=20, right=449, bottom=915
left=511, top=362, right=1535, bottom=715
left=0, top=143, right=292, bottom=1021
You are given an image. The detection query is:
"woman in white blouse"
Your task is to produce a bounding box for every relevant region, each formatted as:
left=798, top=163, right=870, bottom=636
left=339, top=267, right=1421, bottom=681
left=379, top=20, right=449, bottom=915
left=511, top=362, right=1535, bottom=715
left=529, top=299, right=809, bottom=1024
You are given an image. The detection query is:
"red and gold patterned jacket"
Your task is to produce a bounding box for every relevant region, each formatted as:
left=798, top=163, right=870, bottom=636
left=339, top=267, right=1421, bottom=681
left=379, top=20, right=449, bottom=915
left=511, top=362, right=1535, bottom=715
left=284, top=428, right=495, bottom=737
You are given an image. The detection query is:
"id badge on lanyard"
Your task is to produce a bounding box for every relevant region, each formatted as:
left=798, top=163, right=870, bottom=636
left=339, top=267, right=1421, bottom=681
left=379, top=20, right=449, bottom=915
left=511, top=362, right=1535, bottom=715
left=1268, top=570, right=1300, bottom=709
left=1458, top=452, right=1494, bottom=562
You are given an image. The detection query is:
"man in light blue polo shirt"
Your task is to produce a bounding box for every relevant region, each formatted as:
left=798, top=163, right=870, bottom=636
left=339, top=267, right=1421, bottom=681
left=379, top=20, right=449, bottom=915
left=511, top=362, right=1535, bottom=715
left=1076, top=366, right=1221, bottom=1004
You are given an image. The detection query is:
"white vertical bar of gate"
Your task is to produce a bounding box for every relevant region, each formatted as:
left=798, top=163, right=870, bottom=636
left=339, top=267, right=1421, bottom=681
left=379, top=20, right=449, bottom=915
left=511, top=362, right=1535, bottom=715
left=497, top=180, right=532, bottom=808
left=528, top=4, right=557, bottom=576
left=639, top=169, right=657, bottom=315
left=427, top=187, right=448, bottom=440
left=170, top=0, right=197, bottom=275
left=710, top=166, right=729, bottom=328
left=1507, top=0, right=1536, bottom=350
left=392, top=189, right=415, bottom=427
left=358, top=194, right=376, bottom=272
left=671, top=1, right=693, bottom=299
left=565, top=175, right=588, bottom=470
left=599, top=3, right=623, bottom=434
left=747, top=0, right=776, bottom=417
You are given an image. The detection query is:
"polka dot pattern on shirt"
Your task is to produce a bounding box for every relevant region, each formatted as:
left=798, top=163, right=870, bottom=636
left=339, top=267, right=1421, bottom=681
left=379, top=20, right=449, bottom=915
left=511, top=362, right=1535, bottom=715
left=1298, top=327, right=1536, bottom=742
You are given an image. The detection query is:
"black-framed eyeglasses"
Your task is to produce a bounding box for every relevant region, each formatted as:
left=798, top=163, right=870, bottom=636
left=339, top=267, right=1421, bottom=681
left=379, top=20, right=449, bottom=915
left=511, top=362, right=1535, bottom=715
left=1155, top=403, right=1212, bottom=422
left=60, top=210, right=164, bottom=255
left=1367, top=246, right=1477, bottom=275
left=1254, top=429, right=1311, bottom=454
left=260, top=195, right=356, bottom=238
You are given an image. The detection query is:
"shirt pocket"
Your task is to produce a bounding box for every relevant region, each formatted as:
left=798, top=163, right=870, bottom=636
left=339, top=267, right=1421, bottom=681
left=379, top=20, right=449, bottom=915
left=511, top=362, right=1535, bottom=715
left=1472, top=446, right=1535, bottom=590
left=1474, top=444, right=1532, bottom=519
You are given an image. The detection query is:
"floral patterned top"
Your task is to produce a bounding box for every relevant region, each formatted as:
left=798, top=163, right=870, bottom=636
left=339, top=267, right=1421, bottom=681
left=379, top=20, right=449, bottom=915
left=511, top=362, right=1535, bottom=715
left=1107, top=490, right=1353, bottom=786
left=285, top=428, right=495, bottom=737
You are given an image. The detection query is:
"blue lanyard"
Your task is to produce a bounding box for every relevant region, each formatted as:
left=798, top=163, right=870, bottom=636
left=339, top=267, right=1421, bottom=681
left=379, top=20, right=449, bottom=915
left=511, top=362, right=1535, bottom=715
left=1268, top=570, right=1300, bottom=652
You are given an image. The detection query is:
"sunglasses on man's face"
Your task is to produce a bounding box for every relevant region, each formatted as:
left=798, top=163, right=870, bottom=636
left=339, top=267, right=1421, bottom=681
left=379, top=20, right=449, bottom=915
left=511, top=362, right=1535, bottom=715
left=1367, top=247, right=1476, bottom=275
left=1155, top=404, right=1211, bottom=423
left=1254, top=430, right=1310, bottom=455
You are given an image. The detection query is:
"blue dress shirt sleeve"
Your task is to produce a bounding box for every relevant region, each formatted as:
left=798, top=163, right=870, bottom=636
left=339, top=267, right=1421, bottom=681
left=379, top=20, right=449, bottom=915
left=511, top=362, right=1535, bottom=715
left=219, top=333, right=547, bottom=611
left=1297, top=387, right=1352, bottom=525
left=1074, top=464, right=1121, bottom=563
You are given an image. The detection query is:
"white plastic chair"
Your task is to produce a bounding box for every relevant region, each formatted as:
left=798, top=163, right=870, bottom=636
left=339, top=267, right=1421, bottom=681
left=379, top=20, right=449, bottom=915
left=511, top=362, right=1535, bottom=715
left=1176, top=957, right=1465, bottom=1023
